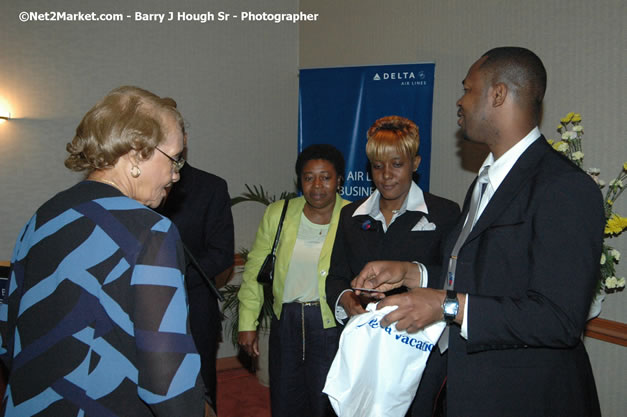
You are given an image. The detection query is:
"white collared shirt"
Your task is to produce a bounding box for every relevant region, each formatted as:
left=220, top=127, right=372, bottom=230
left=473, top=126, right=541, bottom=222
left=352, top=181, right=429, bottom=232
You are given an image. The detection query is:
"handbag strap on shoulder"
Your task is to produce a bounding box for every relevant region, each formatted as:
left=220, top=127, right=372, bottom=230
left=270, top=198, right=290, bottom=255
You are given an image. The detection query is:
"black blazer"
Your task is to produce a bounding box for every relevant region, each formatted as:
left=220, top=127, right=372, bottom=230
left=326, top=191, right=460, bottom=317
left=157, top=163, right=234, bottom=404
left=159, top=163, right=235, bottom=290
left=325, top=190, right=459, bottom=416
left=436, top=138, right=604, bottom=416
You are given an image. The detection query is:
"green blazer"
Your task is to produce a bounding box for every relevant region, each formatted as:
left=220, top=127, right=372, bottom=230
left=238, top=194, right=350, bottom=331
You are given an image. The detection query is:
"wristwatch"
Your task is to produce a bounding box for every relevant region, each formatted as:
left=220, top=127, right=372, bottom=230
left=442, top=290, right=459, bottom=324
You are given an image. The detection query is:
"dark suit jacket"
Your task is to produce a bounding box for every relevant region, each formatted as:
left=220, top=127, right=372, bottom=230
left=159, top=163, right=234, bottom=290
left=436, top=138, right=604, bottom=417
left=325, top=190, right=460, bottom=416
left=157, top=163, right=234, bottom=406
left=326, top=191, right=460, bottom=310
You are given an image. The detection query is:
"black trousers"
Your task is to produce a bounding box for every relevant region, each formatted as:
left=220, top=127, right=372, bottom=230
left=186, top=280, right=221, bottom=412
left=409, top=348, right=447, bottom=417
left=269, top=302, right=340, bottom=417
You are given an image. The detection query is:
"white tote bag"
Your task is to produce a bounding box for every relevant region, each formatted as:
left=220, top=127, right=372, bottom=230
left=323, top=302, right=445, bottom=417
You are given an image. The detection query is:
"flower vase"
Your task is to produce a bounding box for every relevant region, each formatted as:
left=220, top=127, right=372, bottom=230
left=587, top=292, right=605, bottom=321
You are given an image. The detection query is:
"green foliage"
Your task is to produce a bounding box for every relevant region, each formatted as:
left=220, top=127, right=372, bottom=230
left=238, top=247, right=249, bottom=263
left=220, top=279, right=275, bottom=348
left=222, top=184, right=297, bottom=348
left=230, top=184, right=297, bottom=207
left=219, top=284, right=243, bottom=347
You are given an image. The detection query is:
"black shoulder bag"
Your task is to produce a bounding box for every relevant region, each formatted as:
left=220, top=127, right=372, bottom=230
left=256, top=199, right=290, bottom=284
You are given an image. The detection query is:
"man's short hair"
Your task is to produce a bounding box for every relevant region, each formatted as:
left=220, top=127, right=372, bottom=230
left=480, top=47, right=547, bottom=122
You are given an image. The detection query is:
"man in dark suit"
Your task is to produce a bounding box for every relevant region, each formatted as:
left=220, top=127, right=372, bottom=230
left=352, top=47, right=604, bottom=416
left=158, top=161, right=234, bottom=413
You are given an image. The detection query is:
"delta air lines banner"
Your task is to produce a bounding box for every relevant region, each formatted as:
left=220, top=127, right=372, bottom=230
left=298, top=63, right=435, bottom=201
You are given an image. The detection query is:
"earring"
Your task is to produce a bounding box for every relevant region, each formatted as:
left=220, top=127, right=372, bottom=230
left=131, top=165, right=141, bottom=178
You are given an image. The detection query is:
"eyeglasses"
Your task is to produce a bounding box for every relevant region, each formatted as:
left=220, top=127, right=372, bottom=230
left=155, top=147, right=186, bottom=173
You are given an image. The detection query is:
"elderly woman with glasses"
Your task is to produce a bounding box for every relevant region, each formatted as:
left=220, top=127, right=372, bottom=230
left=0, top=86, right=211, bottom=417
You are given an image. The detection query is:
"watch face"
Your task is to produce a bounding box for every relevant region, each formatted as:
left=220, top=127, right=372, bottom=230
left=443, top=291, right=458, bottom=322
left=444, top=301, right=458, bottom=316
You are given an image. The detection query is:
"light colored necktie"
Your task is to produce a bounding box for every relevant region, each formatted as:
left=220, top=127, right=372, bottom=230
left=439, top=166, right=490, bottom=352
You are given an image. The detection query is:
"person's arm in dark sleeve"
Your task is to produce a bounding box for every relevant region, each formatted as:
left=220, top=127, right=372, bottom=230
left=467, top=172, right=604, bottom=351
left=196, top=178, right=235, bottom=281
left=326, top=210, right=366, bottom=323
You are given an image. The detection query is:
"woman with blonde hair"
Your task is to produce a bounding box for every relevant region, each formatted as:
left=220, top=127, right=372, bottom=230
left=326, top=115, right=460, bottom=416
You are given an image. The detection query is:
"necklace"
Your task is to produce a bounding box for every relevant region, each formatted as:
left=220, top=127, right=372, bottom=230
left=382, top=207, right=401, bottom=215
left=99, top=179, right=120, bottom=190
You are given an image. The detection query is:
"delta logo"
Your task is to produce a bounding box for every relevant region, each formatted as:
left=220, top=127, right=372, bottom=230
left=373, top=71, right=423, bottom=81
left=373, top=71, right=428, bottom=86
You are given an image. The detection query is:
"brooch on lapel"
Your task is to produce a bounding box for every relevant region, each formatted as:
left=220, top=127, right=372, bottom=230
left=361, top=219, right=378, bottom=232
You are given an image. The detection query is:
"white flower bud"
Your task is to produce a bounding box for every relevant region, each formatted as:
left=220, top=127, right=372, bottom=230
left=605, top=276, right=618, bottom=289
left=586, top=168, right=600, bottom=175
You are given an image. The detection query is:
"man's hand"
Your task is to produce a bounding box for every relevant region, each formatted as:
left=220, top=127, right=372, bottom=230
left=238, top=330, right=259, bottom=357
left=351, top=261, right=421, bottom=295
left=339, top=291, right=367, bottom=317
left=377, top=288, right=447, bottom=333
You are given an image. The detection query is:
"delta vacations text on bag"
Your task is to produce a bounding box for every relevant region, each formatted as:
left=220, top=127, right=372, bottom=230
left=323, top=302, right=445, bottom=417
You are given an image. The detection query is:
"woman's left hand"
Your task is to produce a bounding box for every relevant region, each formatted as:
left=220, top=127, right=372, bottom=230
left=238, top=330, right=260, bottom=357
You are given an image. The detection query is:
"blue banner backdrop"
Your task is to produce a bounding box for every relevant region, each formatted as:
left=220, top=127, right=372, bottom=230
left=298, top=63, right=435, bottom=201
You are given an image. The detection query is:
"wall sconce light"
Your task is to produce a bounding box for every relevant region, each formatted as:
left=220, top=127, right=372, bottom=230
left=0, top=96, right=12, bottom=123
left=0, top=100, right=11, bottom=123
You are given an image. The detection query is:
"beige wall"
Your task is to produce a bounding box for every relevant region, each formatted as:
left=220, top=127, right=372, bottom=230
left=0, top=0, right=300, bottom=359
left=299, top=0, right=626, bottom=414
left=0, top=0, right=299, bottom=260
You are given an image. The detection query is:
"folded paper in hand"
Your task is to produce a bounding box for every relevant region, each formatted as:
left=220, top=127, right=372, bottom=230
left=323, top=302, right=445, bottom=417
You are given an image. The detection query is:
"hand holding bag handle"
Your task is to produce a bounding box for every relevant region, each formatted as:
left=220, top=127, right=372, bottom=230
left=256, top=198, right=290, bottom=283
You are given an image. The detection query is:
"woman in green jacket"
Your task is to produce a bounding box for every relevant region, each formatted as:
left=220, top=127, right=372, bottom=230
left=238, top=144, right=349, bottom=417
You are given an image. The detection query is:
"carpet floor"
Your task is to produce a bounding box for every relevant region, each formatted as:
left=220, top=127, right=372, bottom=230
left=217, top=367, right=271, bottom=417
